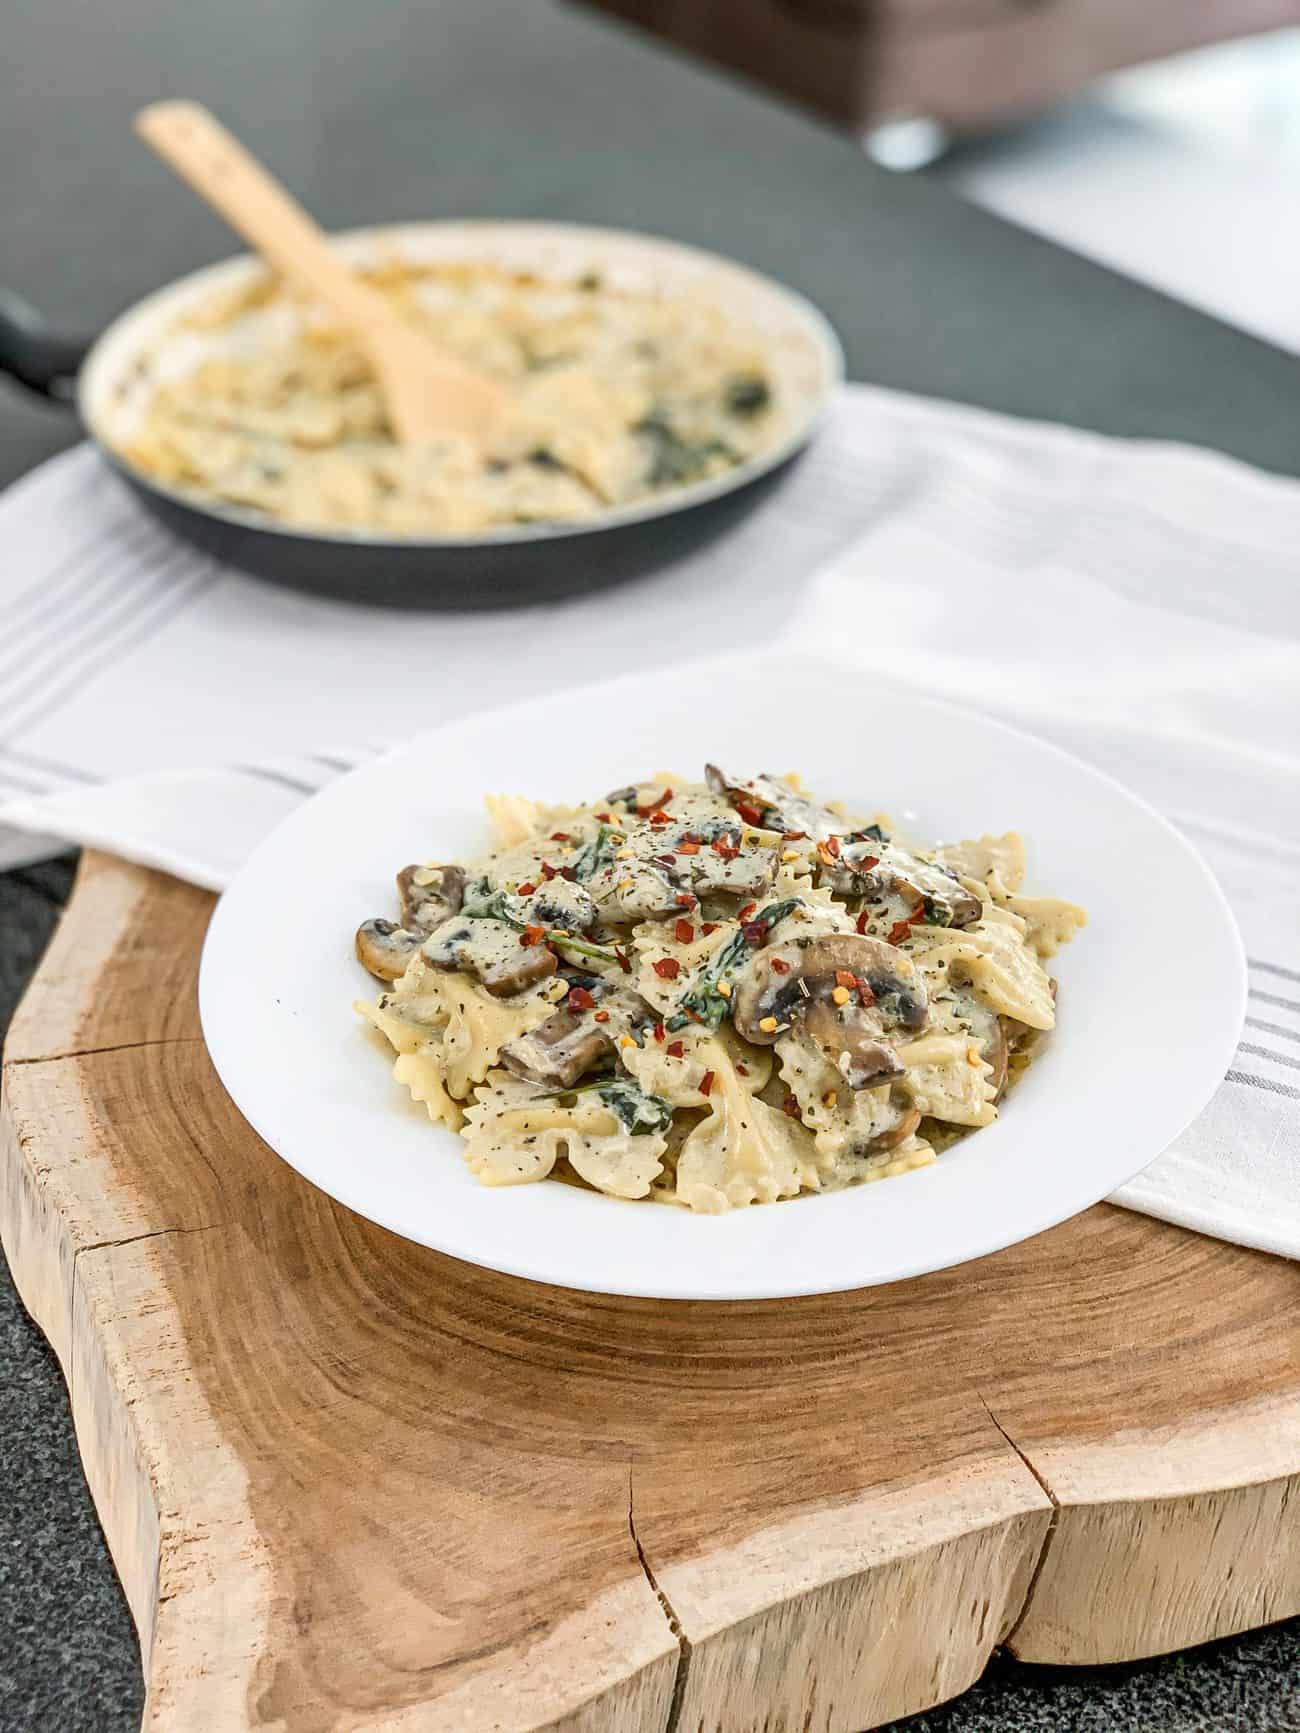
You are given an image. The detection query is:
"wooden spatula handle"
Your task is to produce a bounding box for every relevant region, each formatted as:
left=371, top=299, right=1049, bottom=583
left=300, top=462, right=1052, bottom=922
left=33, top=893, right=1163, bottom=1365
left=135, top=101, right=376, bottom=323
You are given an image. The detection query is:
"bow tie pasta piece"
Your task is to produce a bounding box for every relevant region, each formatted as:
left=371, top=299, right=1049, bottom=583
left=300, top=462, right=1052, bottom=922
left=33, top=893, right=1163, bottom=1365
left=675, top=1039, right=819, bottom=1212
left=907, top=906, right=1057, bottom=1032
left=461, top=1071, right=666, bottom=1196
left=935, top=832, right=1027, bottom=893
left=895, top=1034, right=997, bottom=1128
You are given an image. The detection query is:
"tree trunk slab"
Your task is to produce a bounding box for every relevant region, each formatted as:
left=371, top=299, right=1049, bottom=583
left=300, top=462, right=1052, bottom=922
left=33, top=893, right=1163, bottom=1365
left=3, top=852, right=1297, bottom=1731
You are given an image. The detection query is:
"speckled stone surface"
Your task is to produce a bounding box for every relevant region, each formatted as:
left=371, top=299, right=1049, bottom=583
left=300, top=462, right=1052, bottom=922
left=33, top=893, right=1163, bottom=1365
left=1, top=858, right=1296, bottom=1728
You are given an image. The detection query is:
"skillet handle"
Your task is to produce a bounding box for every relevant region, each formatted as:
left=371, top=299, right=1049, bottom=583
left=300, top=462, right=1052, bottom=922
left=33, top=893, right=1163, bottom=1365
left=0, top=289, right=91, bottom=404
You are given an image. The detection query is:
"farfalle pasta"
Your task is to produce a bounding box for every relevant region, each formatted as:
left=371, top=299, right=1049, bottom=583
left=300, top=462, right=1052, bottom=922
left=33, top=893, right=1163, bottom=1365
left=354, top=766, right=1085, bottom=1212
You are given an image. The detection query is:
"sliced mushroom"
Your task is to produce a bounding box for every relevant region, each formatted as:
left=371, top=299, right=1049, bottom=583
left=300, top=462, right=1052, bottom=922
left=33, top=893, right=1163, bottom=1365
left=528, top=877, right=597, bottom=933
left=804, top=1000, right=905, bottom=1089
left=586, top=860, right=683, bottom=923
left=422, top=916, right=558, bottom=998
left=686, top=844, right=779, bottom=902
left=733, top=933, right=929, bottom=1090
left=396, top=863, right=467, bottom=933
left=866, top=1105, right=922, bottom=1155
left=355, top=918, right=424, bottom=981
left=705, top=764, right=840, bottom=839
left=823, top=841, right=982, bottom=929
left=948, top=987, right=1009, bottom=1098
left=500, top=1007, right=613, bottom=1087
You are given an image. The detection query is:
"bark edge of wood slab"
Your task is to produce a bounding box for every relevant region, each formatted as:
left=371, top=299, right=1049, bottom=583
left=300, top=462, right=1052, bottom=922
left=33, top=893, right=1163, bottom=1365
left=2, top=851, right=1298, bottom=1732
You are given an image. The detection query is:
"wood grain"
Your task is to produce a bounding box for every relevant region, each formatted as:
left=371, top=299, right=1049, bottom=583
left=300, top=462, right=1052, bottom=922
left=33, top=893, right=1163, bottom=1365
left=2, top=853, right=1298, bottom=1731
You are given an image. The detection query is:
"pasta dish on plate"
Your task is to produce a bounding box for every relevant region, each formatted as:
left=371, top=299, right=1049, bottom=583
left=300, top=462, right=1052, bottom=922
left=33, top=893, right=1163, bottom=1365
left=354, top=768, right=1085, bottom=1213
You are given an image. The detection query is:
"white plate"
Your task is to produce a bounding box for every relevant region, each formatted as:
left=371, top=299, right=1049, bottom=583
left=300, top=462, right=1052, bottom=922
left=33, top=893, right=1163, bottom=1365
left=199, top=652, right=1245, bottom=1299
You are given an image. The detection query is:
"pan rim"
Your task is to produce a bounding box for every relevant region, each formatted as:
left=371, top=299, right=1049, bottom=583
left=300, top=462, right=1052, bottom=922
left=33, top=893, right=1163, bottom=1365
left=77, top=217, right=844, bottom=551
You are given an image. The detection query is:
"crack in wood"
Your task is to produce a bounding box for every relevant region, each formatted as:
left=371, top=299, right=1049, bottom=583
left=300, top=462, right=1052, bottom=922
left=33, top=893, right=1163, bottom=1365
left=629, top=1465, right=691, bottom=1733
left=75, top=1221, right=223, bottom=1259
left=978, top=1393, right=1060, bottom=1647
left=5, top=1036, right=206, bottom=1068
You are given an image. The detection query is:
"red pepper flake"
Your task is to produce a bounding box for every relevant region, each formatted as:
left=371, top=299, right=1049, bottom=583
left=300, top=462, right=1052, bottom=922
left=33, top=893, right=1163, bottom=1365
left=558, top=866, right=578, bottom=882
left=549, top=831, right=571, bottom=842
left=677, top=841, right=700, bottom=855
left=782, top=830, right=807, bottom=841
left=824, top=835, right=841, bottom=857
left=770, top=957, right=791, bottom=974
left=652, top=957, right=680, bottom=981
left=856, top=976, right=876, bottom=1006
left=701, top=921, right=719, bottom=936
left=741, top=921, right=767, bottom=947
left=539, top=860, right=557, bottom=881
left=520, top=924, right=546, bottom=947
left=699, top=1069, right=715, bottom=1098
left=736, top=1062, right=749, bottom=1076
left=636, top=787, right=673, bottom=816
left=516, top=881, right=537, bottom=897
left=649, top=810, right=672, bottom=828
left=851, top=854, right=880, bottom=874
left=834, top=969, right=858, bottom=990
left=712, top=833, right=740, bottom=861
left=654, top=853, right=677, bottom=868
left=614, top=946, right=632, bottom=974
left=855, top=909, right=872, bottom=936
left=675, top=891, right=698, bottom=910
left=734, top=799, right=765, bottom=828
left=782, top=1093, right=800, bottom=1119
left=886, top=905, right=925, bottom=948
left=650, top=1022, right=665, bottom=1045
left=666, top=1040, right=685, bottom=1058
left=736, top=902, right=758, bottom=923
left=680, top=831, right=701, bottom=845
left=568, top=986, right=595, bottom=1011
left=674, top=918, right=695, bottom=945
left=593, top=1009, right=610, bottom=1023
left=596, top=811, right=613, bottom=823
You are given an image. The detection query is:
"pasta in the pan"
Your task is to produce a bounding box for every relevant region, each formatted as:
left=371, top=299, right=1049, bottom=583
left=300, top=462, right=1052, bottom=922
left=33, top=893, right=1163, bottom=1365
left=354, top=767, right=1085, bottom=1213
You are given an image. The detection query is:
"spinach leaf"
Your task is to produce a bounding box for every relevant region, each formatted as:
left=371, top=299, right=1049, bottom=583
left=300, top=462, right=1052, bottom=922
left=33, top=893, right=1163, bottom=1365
left=461, top=876, right=526, bottom=930
left=635, top=413, right=734, bottom=487
left=677, top=928, right=750, bottom=1030
left=724, top=373, right=771, bottom=417
left=675, top=896, right=805, bottom=1030
left=538, top=1075, right=674, bottom=1136
left=569, top=822, right=617, bottom=883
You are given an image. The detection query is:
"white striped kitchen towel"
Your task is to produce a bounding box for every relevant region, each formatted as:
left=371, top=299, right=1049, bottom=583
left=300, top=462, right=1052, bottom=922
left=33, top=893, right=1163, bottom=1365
left=1, top=383, right=1297, bottom=1256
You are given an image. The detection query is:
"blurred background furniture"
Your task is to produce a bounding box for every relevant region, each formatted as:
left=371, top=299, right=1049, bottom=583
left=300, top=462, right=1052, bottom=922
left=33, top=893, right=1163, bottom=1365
left=576, top=0, right=1300, bottom=133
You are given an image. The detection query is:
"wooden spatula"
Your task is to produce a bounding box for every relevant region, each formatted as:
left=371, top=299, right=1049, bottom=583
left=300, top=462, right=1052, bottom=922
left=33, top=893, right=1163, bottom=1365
left=135, top=101, right=506, bottom=445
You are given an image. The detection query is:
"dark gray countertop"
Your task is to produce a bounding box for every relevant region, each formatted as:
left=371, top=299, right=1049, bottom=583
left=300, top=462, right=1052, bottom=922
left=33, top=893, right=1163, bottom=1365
left=1, top=1, right=1297, bottom=1725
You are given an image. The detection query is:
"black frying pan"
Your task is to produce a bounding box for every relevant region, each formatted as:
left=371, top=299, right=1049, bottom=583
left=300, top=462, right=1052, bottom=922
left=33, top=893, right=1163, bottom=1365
left=0, top=222, right=842, bottom=610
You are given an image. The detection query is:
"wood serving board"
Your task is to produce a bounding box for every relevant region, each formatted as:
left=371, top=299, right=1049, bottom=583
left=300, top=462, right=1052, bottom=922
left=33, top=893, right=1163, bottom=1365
left=2, top=852, right=1298, bottom=1732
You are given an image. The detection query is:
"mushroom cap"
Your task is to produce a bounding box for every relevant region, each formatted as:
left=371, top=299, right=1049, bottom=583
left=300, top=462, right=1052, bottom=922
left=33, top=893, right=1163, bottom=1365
left=826, top=842, right=983, bottom=929
left=732, top=932, right=928, bottom=1091
left=397, top=863, right=467, bottom=933
left=704, top=764, right=840, bottom=839
left=732, top=932, right=928, bottom=1040
left=864, top=1105, right=922, bottom=1154
left=355, top=918, right=423, bottom=982
left=422, top=916, right=558, bottom=998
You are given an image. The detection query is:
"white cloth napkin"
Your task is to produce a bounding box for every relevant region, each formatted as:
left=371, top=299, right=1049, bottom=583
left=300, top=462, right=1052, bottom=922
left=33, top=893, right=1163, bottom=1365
left=2, top=385, right=1296, bottom=1257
